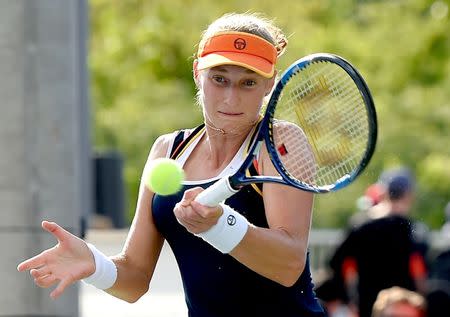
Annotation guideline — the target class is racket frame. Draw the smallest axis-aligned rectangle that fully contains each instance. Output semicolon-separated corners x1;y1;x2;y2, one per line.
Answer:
195;53;378;206
229;53;377;193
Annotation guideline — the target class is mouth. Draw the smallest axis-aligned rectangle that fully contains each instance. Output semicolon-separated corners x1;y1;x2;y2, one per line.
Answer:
218;111;244;116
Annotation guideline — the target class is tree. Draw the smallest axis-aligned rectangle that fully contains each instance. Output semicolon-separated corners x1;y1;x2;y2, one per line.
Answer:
88;0;450;227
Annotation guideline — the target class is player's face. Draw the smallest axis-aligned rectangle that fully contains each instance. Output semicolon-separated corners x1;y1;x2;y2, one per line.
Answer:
198;65;274;133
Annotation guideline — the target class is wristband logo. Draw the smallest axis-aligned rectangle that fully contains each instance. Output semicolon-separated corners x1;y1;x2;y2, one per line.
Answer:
226;214;237;226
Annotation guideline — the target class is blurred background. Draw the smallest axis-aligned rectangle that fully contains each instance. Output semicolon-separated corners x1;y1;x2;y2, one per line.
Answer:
1;0;449;316
89;0;449;228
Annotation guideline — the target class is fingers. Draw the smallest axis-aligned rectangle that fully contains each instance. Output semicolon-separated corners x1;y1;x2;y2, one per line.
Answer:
179;187;204;206
17;252;46;272
174;199;223;234
30;265;75;299
30;266;52;279
182;187;222;218
27;271;74;300
191;200;222;218
30;270;75;300
174;203;205;227
17;221;66;272
17;220;80;300
50;278;73;300
174;201;207;222
175;194;222;221
42;221;68;243
34;273;58;289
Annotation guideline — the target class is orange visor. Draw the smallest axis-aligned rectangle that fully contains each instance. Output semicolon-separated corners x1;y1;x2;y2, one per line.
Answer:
197;31;277;78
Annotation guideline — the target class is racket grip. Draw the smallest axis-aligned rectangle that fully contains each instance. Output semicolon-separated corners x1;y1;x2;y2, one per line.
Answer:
195;177;239;207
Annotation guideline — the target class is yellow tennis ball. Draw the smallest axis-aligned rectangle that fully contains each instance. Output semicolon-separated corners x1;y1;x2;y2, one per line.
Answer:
145;158;185;196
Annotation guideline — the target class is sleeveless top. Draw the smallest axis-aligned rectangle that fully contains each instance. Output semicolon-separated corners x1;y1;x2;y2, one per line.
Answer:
152;124;325;317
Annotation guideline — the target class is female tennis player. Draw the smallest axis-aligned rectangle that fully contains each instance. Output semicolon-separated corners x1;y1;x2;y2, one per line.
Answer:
17;12;325;317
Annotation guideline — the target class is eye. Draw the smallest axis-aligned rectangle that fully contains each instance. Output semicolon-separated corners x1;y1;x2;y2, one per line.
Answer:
212;75;227;84
242;79;257;87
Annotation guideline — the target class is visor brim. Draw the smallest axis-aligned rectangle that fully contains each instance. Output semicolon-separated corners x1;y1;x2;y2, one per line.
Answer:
197;52;275;78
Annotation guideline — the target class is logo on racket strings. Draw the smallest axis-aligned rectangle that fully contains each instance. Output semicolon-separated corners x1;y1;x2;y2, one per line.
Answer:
294;74;352;165
278;143;288;156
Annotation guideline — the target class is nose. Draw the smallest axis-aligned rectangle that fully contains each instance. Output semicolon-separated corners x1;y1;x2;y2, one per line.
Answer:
223;86;241;107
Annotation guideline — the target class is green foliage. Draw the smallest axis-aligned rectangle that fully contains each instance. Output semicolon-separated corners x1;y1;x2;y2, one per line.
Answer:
89;0;450;227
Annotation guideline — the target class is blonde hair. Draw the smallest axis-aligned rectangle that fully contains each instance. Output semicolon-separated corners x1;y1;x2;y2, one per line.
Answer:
372;287;426;317
198;12;288;58
194;12;287;107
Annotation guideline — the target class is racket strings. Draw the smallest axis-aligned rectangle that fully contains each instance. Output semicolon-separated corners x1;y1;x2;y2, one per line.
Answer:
272;122;317;184
273;61;370;187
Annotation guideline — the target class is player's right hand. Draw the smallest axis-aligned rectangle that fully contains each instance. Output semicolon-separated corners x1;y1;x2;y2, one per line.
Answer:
17;220;95;299
174;187;223;234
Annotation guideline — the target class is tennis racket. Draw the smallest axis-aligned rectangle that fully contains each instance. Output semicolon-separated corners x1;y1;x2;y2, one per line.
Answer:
195;53;377;207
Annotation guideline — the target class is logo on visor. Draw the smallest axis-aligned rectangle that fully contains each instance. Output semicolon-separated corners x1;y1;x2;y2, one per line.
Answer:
234;38;246;50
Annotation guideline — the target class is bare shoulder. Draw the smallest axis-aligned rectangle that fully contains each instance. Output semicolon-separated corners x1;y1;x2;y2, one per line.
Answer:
140;132;178;180
152;133;174;156
151;132;176;158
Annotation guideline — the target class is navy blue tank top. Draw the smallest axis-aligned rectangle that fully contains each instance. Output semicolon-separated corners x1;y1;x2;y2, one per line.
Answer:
152;125;325;317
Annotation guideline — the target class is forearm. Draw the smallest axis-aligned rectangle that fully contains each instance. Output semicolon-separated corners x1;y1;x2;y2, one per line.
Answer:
230;225;307;287
83;247;157;303
232;186;312;286
105;253;153;303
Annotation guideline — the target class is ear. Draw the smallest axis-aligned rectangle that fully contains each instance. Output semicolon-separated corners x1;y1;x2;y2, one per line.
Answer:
193;59;199;83
265;71;277;95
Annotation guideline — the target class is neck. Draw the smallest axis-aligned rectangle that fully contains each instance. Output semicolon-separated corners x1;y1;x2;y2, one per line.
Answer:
200;119;257;167
204;121;226;135
204;115;260;137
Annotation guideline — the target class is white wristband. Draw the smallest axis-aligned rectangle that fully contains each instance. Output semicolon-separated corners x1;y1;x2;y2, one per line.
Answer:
82;243;117;290
196;203;250;253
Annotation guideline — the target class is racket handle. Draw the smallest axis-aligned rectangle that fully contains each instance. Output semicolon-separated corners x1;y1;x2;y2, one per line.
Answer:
195;177;239;207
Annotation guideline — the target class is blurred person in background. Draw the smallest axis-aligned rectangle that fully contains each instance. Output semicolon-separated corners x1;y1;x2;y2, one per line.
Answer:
424;201;450;317
368;167;431;257
314;274;358;317
315;182;385;317
371;286;426;317
440;201;450;240
349;182;386;229
324;166;429;317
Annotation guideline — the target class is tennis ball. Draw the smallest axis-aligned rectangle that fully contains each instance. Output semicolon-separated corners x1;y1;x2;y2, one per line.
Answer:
145;158;185;196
